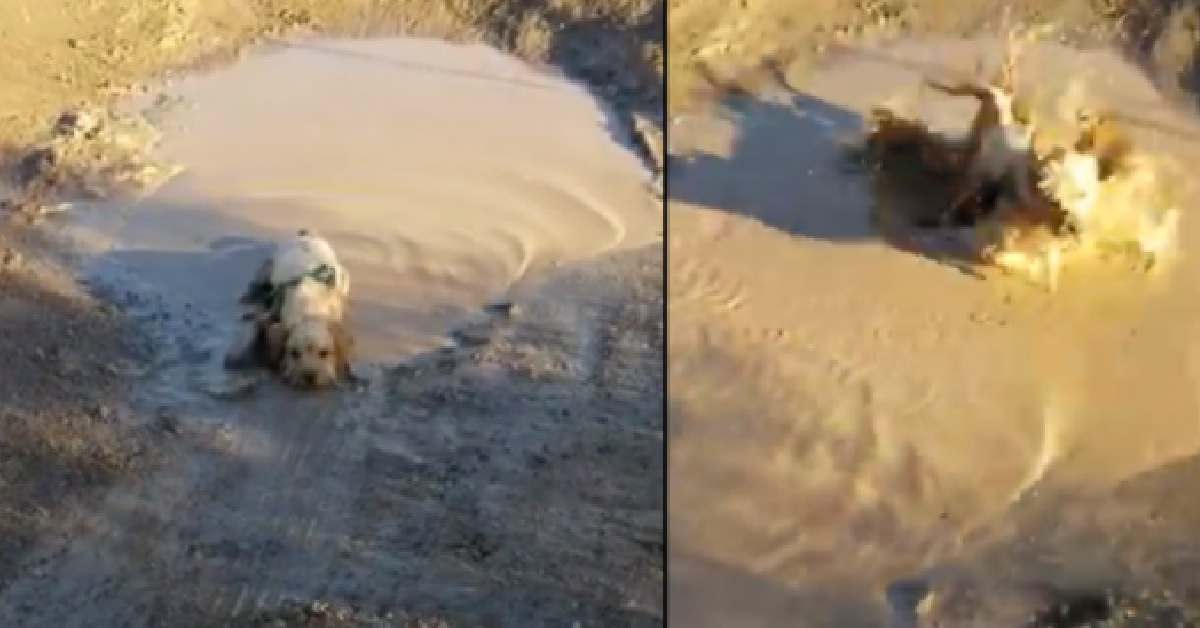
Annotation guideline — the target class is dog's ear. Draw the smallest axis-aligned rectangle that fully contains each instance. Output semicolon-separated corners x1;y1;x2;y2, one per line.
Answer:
258;321;288;370
329;321;355;379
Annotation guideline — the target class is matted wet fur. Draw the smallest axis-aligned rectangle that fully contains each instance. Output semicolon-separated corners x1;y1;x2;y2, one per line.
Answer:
855;106;967;229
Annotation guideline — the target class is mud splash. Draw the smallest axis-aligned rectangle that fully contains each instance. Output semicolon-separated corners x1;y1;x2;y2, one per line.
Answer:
669;37;1200;626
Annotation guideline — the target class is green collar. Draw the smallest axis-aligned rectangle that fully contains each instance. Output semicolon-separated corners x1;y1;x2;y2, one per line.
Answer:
301;264;337;288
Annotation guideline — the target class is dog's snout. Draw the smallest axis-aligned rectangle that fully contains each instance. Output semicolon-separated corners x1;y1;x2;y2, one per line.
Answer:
302;372;319;387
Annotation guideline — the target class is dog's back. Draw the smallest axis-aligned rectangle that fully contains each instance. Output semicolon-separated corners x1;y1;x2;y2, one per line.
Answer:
274;231;350;323
272;231;341;284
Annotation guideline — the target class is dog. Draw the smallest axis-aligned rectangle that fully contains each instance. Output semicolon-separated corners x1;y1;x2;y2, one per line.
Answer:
925;77;1039;227
225;229;354;389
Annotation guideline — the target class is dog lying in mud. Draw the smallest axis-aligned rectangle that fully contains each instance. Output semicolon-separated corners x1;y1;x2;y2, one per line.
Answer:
224;229;355;389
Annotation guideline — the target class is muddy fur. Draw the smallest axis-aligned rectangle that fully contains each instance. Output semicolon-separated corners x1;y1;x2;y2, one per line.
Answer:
854;106;969;228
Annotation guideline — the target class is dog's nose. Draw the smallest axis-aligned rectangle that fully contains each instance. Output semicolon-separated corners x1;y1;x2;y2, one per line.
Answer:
303;373;319;387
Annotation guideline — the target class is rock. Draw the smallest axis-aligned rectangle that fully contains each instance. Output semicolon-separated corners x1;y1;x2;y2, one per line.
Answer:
54;108;101;139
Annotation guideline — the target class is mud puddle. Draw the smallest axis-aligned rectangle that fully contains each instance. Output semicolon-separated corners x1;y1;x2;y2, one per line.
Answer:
76;36;659;362
0;37;663;627
669;38;1200;627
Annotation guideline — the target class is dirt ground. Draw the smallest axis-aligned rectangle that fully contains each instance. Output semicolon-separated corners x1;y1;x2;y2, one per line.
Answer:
0;1;662;626
667;0;1200;111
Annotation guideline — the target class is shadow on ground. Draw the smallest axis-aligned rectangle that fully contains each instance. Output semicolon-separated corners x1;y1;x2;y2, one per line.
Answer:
1116;0;1200;96
668;62;874;241
668;61;981;274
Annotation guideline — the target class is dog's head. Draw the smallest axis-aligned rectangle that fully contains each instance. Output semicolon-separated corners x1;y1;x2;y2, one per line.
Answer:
263;318;354;389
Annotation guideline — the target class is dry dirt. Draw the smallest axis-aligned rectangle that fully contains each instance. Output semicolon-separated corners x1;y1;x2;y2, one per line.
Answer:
667;0;1200;112
0;1;663;626
668;1;1200;627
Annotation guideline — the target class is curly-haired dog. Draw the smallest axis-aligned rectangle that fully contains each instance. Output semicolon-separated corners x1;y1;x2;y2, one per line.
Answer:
224;230;354;389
